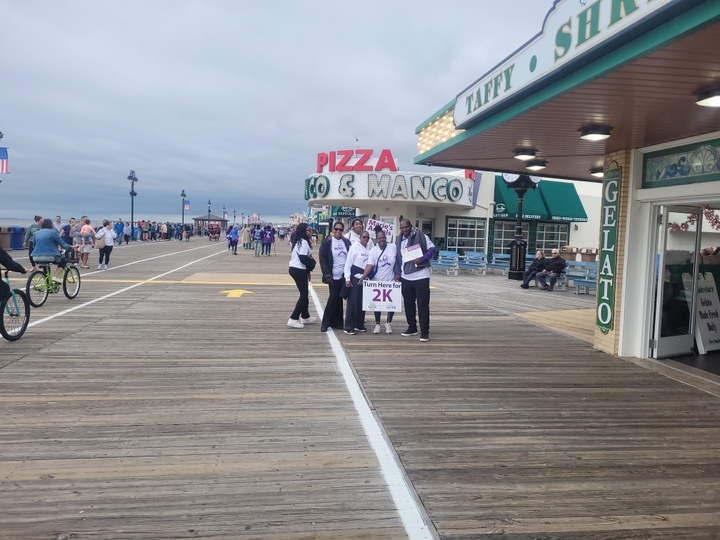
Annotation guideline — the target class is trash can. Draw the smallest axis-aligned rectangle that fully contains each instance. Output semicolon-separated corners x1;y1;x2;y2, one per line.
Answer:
8;226;26;251
0;227;10;251
560;246;578;262
580;247;598;262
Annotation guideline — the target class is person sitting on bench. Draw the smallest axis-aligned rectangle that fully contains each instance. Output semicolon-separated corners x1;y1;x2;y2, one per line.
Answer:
536;249;566;291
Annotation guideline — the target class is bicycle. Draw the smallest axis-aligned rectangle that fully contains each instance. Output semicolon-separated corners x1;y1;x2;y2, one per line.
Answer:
25;251;81;308
1;268;30;341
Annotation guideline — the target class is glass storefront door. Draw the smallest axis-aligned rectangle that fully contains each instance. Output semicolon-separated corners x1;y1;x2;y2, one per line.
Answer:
651;206;702;358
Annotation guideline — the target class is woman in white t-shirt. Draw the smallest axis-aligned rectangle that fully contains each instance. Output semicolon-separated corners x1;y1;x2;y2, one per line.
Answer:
344;218;365;245
359;229;398;334
287;223;317;329
342;231;371;334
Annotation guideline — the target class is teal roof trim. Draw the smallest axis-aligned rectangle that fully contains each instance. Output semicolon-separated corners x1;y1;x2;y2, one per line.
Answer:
415;0;720;165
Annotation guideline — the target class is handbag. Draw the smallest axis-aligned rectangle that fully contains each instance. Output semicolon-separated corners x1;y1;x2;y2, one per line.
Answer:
94;234;106;250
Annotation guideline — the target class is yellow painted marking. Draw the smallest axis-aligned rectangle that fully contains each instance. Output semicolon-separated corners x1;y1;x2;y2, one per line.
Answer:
221;288;254;298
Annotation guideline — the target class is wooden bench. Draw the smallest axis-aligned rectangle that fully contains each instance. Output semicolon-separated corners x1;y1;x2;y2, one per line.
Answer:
432;250;459;276
485;253;510;275
458;251;486;275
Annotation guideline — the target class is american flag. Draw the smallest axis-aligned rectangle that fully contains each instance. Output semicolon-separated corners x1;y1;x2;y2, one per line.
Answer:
0;148;8;174
184;200;190;210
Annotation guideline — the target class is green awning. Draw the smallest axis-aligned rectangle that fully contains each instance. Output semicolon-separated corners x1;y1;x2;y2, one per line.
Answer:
493;176;549;221
538;181;588;222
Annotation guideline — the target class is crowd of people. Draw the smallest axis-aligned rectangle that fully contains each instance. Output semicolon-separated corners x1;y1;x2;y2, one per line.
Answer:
20;216;199;273
287;218;435;342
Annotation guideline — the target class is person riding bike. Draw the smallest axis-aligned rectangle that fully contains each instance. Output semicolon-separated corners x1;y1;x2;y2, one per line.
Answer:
30;218;73;284
0;246;28;300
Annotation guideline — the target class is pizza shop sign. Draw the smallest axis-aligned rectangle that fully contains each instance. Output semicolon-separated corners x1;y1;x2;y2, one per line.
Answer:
306;149;473;206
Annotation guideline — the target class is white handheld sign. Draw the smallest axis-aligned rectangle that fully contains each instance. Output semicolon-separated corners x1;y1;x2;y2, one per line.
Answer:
362;280;402;312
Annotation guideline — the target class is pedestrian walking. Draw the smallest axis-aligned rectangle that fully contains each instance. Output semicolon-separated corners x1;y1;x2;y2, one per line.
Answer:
95;220;117;270
23;215;43;270
287;223;317;329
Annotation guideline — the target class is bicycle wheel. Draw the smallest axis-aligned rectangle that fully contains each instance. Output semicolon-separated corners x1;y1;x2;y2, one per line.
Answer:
63;266;81;299
0;289;30;341
26;270;49;307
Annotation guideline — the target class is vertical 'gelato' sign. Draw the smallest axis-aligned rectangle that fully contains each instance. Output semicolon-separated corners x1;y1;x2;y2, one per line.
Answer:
597;167;620;333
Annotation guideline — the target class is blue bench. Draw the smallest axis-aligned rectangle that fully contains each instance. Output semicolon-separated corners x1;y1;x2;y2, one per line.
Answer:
458;251;486;275
432;250;459;276
570;261;598;295
485;253;510;275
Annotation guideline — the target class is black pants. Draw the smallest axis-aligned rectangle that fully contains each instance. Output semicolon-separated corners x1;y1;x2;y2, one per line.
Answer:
28;242;35;267
401;277;430;333
344;265;366;331
521;269;538;287
289;266;310;320
374;311;394;323
99;245;113;265
321;278;345;330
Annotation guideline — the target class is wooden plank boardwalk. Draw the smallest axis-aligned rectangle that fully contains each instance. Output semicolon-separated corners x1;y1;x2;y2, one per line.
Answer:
2;240;720;539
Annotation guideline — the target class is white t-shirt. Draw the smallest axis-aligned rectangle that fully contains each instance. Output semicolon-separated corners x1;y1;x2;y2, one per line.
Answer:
400;233;435;281
289;240;313;270
367;244;398;282
331;237;348;280
344;242;370;280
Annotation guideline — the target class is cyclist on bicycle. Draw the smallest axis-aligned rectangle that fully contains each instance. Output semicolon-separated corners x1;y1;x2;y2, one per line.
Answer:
30;218;73;284
0;246;28;300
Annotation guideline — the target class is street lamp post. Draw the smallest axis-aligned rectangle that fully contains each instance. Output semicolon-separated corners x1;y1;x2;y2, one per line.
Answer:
233;209;236;226
207;199;211;236
241;213;244;227
128;170;138;240
180;190;187;231
501;173;541;280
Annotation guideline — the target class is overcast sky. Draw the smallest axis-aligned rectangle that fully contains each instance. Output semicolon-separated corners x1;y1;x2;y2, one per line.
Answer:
0;0;552;225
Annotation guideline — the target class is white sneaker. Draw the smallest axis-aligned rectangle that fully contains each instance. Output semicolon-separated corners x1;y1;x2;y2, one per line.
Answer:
52;276;63;284
300;316;317;324
287;318;304;329
103;264;108;270
385;323;393;334
97;264;103;270
372;324;381;334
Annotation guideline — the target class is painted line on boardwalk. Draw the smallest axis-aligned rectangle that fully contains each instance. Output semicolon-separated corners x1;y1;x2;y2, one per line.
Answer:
28;250;225;328
81;243;220;276
308;286;435;540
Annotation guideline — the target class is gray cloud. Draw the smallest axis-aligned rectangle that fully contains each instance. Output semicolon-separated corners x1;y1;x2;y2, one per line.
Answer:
0;0;550;224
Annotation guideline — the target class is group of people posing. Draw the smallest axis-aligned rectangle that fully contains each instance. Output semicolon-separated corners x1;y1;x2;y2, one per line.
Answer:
520;249;567;291
287;218;436;342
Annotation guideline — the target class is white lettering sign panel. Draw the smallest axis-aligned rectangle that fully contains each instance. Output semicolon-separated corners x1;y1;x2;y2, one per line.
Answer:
362;280;402;313
682;272;720;355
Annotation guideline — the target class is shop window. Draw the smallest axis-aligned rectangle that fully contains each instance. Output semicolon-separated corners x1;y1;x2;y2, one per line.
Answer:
536;223;569;254
493;221;529;255
446;217;486;254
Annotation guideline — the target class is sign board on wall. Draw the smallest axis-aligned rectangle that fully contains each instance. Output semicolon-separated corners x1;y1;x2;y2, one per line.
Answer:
682;272;720;355
332;206;356;217
455;0;676;129
597;167;620;333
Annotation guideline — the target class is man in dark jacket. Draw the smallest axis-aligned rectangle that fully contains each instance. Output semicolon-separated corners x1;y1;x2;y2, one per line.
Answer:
537;249;566;291
319;221;351;332
520;250;547;289
393;219;436;342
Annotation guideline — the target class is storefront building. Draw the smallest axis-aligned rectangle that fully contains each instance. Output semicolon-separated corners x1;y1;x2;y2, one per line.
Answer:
413;0;720;360
305;148;599;257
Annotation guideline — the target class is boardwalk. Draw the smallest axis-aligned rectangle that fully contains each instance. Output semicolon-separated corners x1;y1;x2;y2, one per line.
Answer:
2;240;720;539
